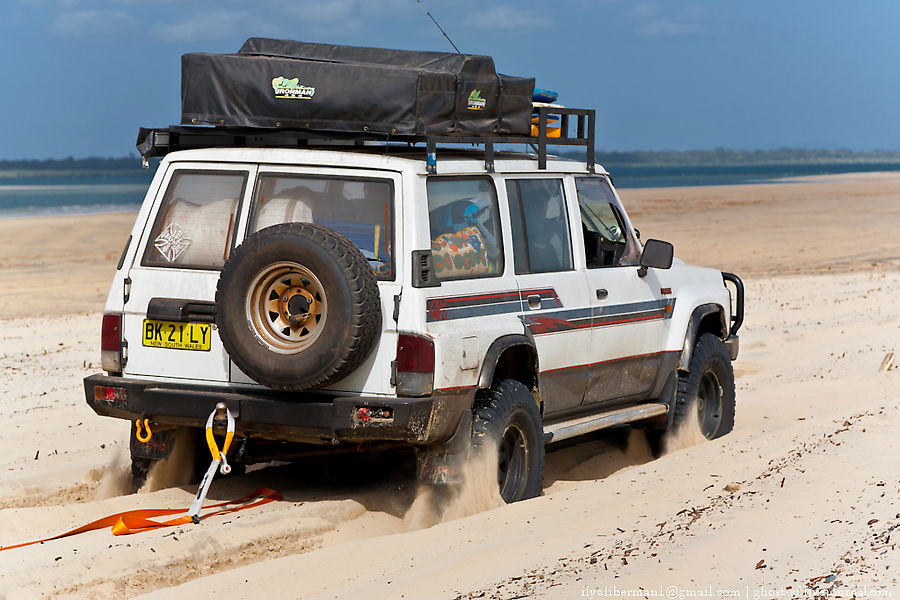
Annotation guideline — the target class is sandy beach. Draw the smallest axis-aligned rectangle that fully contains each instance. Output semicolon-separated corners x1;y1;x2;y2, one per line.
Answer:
0;173;898;599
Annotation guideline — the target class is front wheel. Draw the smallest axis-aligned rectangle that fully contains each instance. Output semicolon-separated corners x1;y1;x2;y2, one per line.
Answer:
675;333;736;439
472;379;544;503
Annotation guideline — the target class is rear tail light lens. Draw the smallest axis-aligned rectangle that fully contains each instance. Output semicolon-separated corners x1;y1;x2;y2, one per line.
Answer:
94;385;127;404
101;314;121;351
101;313;125;374
395;333;434;397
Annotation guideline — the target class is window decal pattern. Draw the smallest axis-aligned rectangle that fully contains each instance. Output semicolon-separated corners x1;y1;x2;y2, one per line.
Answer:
153;223;192;263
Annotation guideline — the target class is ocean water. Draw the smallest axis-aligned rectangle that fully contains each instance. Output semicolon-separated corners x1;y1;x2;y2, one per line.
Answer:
607;161;900;188
1;161;899;218
0;171;152;218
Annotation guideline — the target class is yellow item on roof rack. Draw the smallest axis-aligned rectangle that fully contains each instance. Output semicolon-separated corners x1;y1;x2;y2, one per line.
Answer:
531;124;561;138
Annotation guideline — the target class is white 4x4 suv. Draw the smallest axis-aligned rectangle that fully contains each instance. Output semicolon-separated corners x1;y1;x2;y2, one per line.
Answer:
85;131;743;502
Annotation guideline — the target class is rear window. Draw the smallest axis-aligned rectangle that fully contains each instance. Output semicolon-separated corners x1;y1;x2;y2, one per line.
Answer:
142;170;247;270
426;177;503;280
249;174;395;280
506;178;573;274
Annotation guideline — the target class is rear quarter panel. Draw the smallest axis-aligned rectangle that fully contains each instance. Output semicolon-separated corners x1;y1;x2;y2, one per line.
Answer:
402;172;526;392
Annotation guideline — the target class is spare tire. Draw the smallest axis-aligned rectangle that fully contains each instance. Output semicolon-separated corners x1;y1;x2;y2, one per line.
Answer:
216;223;381;391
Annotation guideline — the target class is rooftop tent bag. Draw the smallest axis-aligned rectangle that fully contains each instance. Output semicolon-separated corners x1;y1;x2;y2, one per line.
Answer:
238;38;534;135
181;39;534;136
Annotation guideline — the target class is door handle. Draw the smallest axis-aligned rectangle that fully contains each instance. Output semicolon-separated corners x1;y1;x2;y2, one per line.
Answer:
526;294;542;309
596;289;609;300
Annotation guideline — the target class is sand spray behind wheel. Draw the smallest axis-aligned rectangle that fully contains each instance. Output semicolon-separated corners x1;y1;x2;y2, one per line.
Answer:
94;446;132;500
403;440;504;530
663;401;707;455
141;428;197;493
94;428;198;499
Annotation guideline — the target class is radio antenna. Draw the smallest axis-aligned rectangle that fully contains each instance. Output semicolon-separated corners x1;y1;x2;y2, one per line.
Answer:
415;0;461;54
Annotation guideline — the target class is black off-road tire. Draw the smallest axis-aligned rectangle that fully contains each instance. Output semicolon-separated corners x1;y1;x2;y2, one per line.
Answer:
472;379;544;503
675;333;736;439
130;457;153;493
216;223;381;391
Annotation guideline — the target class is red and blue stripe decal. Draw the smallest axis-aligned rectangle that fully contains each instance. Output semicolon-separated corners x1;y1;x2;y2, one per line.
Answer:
522;299;676;334
426;288;560;322
426;288;675;334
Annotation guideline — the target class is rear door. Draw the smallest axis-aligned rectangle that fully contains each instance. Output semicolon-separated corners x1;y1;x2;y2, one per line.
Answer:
228;165;402;394
122;162;256;382
504;177;593;414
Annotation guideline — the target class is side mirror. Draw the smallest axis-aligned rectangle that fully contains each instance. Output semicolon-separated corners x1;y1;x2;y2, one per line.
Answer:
638;239;673;278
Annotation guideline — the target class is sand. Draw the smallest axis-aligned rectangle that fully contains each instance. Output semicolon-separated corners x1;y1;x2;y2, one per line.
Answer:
0;212;136;318
0;173;898;599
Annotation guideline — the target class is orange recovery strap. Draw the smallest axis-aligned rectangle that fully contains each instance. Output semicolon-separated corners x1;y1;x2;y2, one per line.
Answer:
1;404;283;552
0;488;282;552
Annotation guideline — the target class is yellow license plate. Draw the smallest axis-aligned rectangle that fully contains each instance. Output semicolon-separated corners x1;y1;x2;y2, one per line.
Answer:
142;320;212;351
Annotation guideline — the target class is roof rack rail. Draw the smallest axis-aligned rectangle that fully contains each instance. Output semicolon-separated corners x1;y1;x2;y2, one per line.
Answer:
137;106;595;173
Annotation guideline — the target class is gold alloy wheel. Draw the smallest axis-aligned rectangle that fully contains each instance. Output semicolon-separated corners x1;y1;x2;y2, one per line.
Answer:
246;261;327;354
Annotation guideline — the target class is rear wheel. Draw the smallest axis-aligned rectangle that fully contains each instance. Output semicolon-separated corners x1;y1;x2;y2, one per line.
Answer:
472;379;544;503
129;426;243;492
675;333;736;439
130;457;153;493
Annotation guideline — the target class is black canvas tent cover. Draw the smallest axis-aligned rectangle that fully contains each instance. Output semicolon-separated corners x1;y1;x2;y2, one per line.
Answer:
181;38;534;137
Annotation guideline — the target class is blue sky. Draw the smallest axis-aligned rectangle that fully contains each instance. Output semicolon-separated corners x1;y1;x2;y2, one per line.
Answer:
2;0;899;159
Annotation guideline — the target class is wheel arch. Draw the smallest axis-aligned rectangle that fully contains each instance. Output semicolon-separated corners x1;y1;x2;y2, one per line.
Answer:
477;335;539;394
677;303;728;372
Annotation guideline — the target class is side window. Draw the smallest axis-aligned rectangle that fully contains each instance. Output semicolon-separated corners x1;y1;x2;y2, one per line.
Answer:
248;174;395;280
576;177;640;268
142;171;246;270
506;178;573;274
426;177;503;280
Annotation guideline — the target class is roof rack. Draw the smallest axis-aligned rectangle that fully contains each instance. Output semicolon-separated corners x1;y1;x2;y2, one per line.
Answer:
138;107;595;174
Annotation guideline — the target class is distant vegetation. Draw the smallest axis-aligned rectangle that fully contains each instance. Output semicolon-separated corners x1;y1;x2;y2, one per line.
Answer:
0;156;142;170
4;149;900;174
0;155;158;179
581;148;900;168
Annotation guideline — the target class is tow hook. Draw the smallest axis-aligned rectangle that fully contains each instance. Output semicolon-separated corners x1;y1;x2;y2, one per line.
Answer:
189;403;236;524
212;402;230;431
135;417;152;443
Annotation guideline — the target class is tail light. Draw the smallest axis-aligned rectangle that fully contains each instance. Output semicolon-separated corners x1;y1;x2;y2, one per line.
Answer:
101;313;126;374
94;385;127;404
395;333;434;397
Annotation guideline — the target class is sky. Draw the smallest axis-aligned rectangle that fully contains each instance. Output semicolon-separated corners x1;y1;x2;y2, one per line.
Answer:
1;0;899;160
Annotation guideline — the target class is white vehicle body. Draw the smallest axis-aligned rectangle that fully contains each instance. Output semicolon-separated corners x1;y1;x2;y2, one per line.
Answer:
85;145;741;475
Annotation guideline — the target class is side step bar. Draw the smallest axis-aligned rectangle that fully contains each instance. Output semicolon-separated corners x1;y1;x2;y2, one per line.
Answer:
543;403;668;445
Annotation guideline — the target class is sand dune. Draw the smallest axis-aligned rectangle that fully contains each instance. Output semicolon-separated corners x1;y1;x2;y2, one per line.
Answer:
0;173;898;598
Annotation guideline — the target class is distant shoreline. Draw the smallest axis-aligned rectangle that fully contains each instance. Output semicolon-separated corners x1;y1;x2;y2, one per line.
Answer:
2;169;899;222
0;205;141;221
604;161;900;189
2;150;899;219
4;148;900;172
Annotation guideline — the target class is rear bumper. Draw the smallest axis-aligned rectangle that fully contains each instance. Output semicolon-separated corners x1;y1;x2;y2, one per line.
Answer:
84;374;474;446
